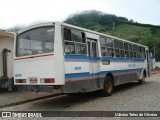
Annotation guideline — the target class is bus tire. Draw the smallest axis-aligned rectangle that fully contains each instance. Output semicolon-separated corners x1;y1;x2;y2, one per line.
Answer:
138;72;145;84
101;76;113;97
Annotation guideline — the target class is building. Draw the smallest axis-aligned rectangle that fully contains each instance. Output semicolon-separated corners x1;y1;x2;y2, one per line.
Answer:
0;30;14;90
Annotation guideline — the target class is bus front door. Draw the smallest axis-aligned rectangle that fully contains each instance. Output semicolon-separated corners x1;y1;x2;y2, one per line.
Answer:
87;38;100;90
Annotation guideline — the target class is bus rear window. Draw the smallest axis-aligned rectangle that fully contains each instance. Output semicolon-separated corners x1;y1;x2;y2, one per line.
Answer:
16;27;54;57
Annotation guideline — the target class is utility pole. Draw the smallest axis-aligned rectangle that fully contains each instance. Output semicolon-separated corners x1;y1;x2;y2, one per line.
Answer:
154;45;156;58
113;21;115;36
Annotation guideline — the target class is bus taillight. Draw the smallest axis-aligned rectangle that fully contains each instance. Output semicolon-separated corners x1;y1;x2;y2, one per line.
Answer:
40;78;55;83
16;79;26;83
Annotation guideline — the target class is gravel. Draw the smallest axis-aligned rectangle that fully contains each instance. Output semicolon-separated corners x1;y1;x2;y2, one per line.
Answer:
1;71;160;120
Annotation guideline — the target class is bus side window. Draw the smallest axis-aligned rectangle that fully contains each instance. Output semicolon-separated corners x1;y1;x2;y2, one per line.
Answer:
76;43;87;55
119;41;125;58
124;42;129;58
64;28;71;41
100;37;107;57
64;42;75;54
92;42;97;57
129;44;133;58
101;47;108;56
108;48;114;57
114;40;120;57
100;36;114;57
71;29;85;43
87;41;90;57
106;37;114;57
137;46;141;59
141;47;145;59
64;27;87;56
115;49;120;57
133;45;137;58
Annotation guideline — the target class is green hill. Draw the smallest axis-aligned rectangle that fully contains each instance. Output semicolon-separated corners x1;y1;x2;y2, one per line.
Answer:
64;10;160;61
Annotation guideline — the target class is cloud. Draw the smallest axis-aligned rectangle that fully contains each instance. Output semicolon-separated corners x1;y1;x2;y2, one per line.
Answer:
0;0;159;29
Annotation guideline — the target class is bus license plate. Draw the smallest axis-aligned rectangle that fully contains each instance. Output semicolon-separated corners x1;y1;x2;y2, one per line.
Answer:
29;77;37;83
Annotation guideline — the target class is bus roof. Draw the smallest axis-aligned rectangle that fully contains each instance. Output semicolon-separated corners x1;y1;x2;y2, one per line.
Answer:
17;21;148;48
62;22;148;48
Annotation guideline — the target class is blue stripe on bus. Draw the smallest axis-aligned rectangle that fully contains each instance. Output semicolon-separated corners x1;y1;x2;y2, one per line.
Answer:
65;72;91;78
100;69;142;76
65;55;99;61
100;57;145;61
65;69;143;79
64;55;145;62
65;55;89;60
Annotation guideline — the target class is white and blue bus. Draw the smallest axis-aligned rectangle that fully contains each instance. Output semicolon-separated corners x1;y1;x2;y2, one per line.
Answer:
14;22;150;96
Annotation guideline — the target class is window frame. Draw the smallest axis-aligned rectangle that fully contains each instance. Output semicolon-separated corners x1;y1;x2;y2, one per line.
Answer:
132;44;138;59
16;26;55;57
63;27;87;56
140;47;145;59
124;42;130;58
100;36;114;57
114;40;125;58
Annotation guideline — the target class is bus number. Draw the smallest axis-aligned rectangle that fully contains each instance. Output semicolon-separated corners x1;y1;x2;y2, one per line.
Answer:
75;67;81;70
128;64;136;68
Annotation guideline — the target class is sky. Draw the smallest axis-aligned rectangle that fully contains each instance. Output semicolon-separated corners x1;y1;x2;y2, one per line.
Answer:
0;0;160;29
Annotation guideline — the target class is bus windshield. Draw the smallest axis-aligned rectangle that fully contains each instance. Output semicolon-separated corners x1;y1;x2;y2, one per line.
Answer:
16;26;54;57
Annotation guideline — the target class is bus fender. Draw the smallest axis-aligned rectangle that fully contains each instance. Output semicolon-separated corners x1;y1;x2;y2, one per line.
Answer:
105;73;114;85
139;69;146;80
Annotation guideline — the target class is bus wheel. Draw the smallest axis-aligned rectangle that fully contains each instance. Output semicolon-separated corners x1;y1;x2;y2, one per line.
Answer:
101;76;113;97
139;72;145;84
